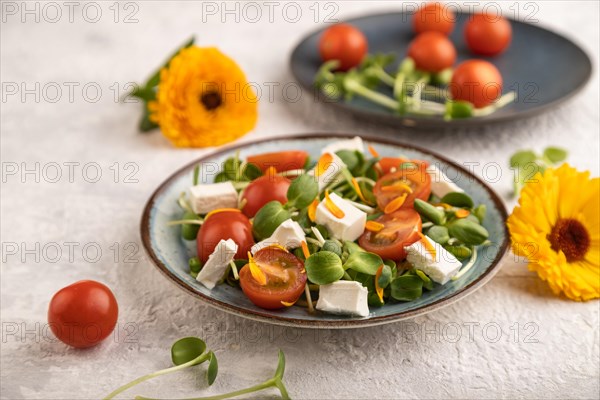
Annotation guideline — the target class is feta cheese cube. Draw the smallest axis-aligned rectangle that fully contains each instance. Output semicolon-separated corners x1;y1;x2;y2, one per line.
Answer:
189;182;238;214
251;219;305;254
315;192;366;242
316;281;369;317
404;235;462;284
196;239;238;289
426;164;464;199
308;153;346;191
321;136;365;155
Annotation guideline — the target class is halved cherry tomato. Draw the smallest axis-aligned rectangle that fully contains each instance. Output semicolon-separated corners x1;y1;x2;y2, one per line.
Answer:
319;23;368;71
242;175;290;218
239;247;307;310
450;60;503;108
197;211;254;263
413;2;455;35
247;151;308;173
359;209;422;261
373;165;432;211
378;158;430;175
408;31;456;73
48;280;118;348
465;13;512;56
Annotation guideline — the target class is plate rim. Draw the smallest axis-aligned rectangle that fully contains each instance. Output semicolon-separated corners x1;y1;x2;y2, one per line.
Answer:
140;133;510;329
289;10;593;129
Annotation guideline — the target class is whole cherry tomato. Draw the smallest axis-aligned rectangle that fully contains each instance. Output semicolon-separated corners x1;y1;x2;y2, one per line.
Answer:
413;2;455;35
450;60;503;108
408;31;457;73
373;165;432;211
319;23;368;71
197;210;254;263
242;175;291;218
465;13;512;56
48;280;118;348
247;151;308;173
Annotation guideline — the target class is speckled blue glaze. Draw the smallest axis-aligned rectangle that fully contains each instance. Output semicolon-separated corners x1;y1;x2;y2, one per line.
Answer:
290;12;592;128
141;134;509;328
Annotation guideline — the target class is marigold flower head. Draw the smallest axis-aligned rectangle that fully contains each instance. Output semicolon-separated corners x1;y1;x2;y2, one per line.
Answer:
149;47;258;147
507;164;599;301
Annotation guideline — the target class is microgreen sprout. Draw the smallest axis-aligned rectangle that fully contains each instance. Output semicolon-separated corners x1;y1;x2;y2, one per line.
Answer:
509;146;568;195
134;349;290;400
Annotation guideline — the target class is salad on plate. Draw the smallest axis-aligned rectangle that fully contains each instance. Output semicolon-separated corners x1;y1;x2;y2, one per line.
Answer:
170;137;490;318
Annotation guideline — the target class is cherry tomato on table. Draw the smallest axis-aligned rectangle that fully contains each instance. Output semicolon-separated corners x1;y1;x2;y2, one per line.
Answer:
465;13;512;56
450;60;503;108
319;23;368;71
408;31;456;73
413;2;455;35
359;209;422;261
373;165;432;211
241;175;291;218
239;247;307;310
247;150;308;173
48;280;118;348
197;210;254;263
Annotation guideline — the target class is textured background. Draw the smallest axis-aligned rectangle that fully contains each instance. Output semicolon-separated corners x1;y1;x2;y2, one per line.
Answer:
1;1;599;399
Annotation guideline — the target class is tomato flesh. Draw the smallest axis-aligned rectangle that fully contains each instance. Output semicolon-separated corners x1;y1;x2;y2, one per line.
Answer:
242;175;290;218
197;211;254;263
239;248;307;310
247;151;308;173
48;280;118;348
465;13;512;56
373;166;432;211
319;23;368;71
408;31;456;73
413;2;455;35
359;209;422;261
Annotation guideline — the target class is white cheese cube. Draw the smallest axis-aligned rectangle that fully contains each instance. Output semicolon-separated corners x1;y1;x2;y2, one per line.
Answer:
315;192;366;242
321;136;364;155
426;164;464;199
308;153;346;191
251;219;305;254
404;235;462;284
316;281;369;317
189;182;238;214
196;239;238;289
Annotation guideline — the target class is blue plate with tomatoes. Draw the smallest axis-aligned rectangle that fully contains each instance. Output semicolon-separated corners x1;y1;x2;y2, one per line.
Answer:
140;134;509;328
290;10;592;128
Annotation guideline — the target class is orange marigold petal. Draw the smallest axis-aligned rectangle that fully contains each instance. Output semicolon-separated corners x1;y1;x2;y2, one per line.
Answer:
308;199;319;222
301;241;311;259
455;209;470;219
281;300;297;307
418;233;437;259
325;190;345;218
205;208;241;219
375;265;384;302
365;221;385;232
384;193;408;214
381;182;413;193
315;153;334;178
368;145;380;158
247;252;267;286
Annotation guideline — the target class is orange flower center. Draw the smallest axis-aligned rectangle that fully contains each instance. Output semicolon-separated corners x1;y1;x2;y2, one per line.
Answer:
548;218;590;262
200;91;222;111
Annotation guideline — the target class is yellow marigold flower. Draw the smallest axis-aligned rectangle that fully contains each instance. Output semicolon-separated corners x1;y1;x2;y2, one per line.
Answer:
507;164;599;301
149;47;257;147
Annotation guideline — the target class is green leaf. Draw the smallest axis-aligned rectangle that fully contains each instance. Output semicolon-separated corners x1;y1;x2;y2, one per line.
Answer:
543;147;568;164
414;199;446;225
444;244;472;261
378;264;393;289
207;351;218;385
243;163;263;181
510;150;537;168
336;150;361;171
473;204;487;223
368;291;385;307
343;241;365;255
171;337;206;366
390;275;423;301
343;251;383;275
441;192;474;208
304;251;344;285
138;105;159;133
415;269;434;290
427;225;449;245
145;36;195;89
188;257;202;274
214;172;229;183
287;174;318;209
447;218;489;246
252;201;291;240
275;350;286;379
445;100;473;120
322;240;342;257
181;211;201;240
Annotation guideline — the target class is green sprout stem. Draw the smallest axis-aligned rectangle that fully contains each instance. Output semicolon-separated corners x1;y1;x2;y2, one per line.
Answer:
472;92;517;117
104;353;211;400
344;78;398;111
135;378;285;400
167;219;204;226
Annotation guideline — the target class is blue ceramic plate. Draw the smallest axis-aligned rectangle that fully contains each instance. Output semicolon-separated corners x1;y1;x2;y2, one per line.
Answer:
290;12;592;128
141;134;509;328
